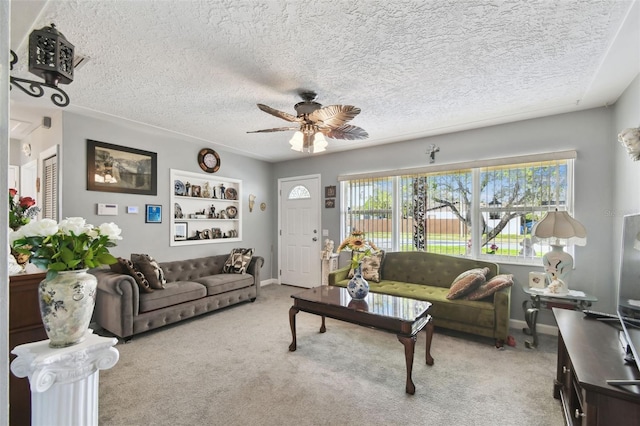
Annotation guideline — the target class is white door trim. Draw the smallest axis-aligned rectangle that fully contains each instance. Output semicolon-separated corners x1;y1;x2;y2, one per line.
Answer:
278;174;322;286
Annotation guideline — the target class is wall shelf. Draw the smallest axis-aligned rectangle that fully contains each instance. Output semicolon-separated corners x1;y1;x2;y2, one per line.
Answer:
170;169;242;246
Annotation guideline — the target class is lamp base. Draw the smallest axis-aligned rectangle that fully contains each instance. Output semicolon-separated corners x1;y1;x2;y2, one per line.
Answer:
542;245;573;288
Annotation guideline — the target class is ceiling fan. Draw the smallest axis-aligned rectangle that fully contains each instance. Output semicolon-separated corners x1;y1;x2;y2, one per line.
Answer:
247;91;368;153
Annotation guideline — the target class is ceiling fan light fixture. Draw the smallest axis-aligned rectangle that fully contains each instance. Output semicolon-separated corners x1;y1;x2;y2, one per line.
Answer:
312;132;328;153
289;131;304;152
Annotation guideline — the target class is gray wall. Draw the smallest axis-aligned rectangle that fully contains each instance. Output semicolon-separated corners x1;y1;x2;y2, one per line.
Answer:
273;105;618;325
612;74;640;302
60;112;275;279
56;73;640;327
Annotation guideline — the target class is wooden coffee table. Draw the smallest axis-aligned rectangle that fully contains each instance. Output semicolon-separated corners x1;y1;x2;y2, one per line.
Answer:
289;286;434;394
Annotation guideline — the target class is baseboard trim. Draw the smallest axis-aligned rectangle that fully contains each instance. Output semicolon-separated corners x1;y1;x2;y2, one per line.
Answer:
510;319;558;336
260;278;278;287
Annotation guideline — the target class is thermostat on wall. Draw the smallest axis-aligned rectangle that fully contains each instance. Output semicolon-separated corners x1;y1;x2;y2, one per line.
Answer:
97;203;118;216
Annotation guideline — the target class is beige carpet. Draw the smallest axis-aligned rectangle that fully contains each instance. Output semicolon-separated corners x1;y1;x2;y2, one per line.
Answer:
97;284;563;426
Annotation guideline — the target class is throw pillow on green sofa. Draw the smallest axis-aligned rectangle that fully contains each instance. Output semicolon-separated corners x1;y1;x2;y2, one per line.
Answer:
465;274;514;300
446;268;489;299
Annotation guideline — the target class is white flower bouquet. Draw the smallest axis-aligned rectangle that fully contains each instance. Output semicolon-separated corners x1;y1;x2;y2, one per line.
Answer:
10;217;122;279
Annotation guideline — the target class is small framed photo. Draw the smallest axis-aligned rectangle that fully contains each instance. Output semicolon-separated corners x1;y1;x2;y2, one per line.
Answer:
174;222;187;240
325;198;335;208
325;185;336;198
145;204;162;223
529;271;546;288
191;185;201;197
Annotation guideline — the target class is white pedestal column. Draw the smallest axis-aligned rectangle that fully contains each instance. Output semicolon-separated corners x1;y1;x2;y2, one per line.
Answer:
10;330;119;426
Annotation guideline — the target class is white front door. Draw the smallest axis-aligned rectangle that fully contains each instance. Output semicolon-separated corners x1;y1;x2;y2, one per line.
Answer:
279;175;321;288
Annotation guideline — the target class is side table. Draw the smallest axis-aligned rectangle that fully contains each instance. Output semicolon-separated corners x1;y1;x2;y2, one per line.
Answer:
10;330;119;426
521;286;597;349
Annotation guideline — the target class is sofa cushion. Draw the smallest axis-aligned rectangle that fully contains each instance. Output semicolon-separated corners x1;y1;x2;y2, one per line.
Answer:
348;251;384;282
112;257;154;293
139;281;206;313
465;274;514;301
223;248;254;273
446;272;486;300
332;279;496;328
131;253;166;289
193;273;254;296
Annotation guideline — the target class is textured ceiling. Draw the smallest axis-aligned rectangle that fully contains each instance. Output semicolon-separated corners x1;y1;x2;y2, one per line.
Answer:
9;0;640;162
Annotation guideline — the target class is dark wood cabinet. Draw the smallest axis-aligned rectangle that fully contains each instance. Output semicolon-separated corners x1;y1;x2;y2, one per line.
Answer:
9;272;47;426
553;308;640;425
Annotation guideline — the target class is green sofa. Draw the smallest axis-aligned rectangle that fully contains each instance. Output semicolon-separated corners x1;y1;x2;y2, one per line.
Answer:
328;251;511;347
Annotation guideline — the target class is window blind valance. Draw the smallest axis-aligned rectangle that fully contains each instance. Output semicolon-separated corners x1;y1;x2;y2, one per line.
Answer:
338;150;577;181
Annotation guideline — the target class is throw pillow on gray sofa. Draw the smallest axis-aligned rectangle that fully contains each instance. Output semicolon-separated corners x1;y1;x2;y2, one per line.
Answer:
223;248;254;273
131;253;166;289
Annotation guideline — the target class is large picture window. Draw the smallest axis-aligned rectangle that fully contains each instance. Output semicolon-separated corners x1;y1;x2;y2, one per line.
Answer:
340;152;575;265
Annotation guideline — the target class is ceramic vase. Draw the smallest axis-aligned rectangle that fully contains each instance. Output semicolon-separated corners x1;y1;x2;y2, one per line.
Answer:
38;269;97;348
347;263;369;300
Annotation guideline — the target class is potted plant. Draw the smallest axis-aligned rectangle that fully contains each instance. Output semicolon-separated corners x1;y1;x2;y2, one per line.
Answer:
337;230;379;299
10;217;122;348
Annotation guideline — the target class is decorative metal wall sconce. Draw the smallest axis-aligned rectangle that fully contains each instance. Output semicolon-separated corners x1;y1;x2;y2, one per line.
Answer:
618;127;640;161
427;144;440;163
10;23;75;107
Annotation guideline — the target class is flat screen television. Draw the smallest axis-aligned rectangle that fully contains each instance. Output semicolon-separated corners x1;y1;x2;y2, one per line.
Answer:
611;213;640;386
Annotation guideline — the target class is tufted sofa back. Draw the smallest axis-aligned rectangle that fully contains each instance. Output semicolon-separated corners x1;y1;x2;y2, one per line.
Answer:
160;254;228;283
381;251;499;289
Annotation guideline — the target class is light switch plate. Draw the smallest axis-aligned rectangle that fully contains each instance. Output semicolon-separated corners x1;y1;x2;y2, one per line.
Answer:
127;206;139;214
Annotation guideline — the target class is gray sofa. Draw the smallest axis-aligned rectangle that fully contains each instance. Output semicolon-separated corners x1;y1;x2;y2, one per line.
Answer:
92;254;263;340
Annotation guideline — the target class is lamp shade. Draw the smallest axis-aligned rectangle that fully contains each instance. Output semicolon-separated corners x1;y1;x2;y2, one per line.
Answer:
289;131;327;153
289;131;304;152
312;132;328;153
532;210;587;246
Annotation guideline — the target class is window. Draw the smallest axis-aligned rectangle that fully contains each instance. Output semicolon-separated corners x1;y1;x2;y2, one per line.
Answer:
340;152;575;265
288;185;311;200
42;154;58;221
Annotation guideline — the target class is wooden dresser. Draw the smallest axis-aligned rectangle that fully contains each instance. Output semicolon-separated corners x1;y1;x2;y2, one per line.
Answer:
9;271;48;426
553;308;640;425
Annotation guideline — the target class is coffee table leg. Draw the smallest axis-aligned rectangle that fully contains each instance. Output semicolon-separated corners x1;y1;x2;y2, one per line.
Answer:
320;315;326;333
425;321;435;366
397;335;416;395
289;306;299;351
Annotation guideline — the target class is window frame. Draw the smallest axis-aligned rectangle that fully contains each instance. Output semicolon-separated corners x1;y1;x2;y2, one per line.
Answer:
339;151;577;266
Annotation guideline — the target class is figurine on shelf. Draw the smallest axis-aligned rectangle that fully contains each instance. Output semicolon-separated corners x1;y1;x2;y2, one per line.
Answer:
185;181;191;195
202;182;212;198
209;205;216;218
219;183;226;199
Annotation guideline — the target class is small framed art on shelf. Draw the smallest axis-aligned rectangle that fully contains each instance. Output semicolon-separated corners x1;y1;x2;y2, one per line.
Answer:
174;222;187;240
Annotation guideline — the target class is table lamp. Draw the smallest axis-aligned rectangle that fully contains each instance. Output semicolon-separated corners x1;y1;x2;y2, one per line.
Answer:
531;210;587;292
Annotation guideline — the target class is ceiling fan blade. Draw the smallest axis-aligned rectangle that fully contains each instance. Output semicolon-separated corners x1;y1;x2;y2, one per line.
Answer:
320;124;369;140
246;126;298;134
256;104;302;123
308;105;361;128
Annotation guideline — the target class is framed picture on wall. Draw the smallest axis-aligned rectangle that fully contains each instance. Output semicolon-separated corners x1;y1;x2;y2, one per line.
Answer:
325;199;335;208
86;139;158;195
145;204;162;223
325;185;336;198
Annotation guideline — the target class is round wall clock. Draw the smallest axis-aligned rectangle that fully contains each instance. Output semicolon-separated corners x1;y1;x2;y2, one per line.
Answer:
198;148;220;173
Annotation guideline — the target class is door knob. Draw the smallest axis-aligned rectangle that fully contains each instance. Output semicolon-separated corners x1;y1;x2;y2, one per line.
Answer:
312;237;318;241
